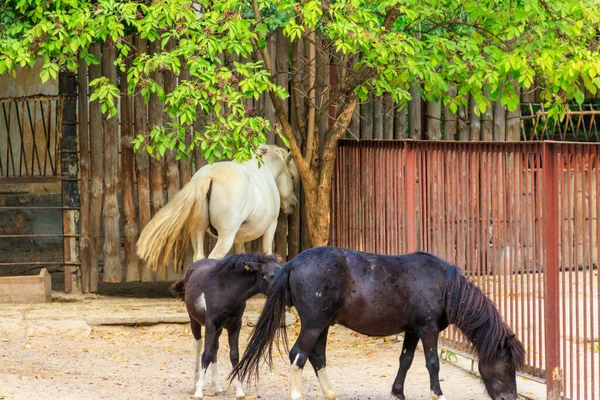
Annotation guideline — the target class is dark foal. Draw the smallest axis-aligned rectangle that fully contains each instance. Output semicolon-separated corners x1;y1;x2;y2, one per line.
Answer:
171;253;280;399
232;246;525;400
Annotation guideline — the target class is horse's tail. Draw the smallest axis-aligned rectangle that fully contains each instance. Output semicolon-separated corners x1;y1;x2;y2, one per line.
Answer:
137;174;212;273
229;264;294;383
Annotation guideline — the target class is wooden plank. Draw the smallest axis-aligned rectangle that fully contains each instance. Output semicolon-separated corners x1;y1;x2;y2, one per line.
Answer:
373;96;383;139
178;66;192;185
383;93;393;139
163;39;182;280
120;50;140;282
469;94;481;141
481;89;494;141
360;94;373;139
458;100;469;141
133;37;154;282
101;39;122;283
408;83;421;139
394;106;406;139
77;57;91;293
60;71;80;293
494;91;507;141
275;28;290;260
506;80;521;141
426;101;442;140
88;43;103;292
443;88;457;140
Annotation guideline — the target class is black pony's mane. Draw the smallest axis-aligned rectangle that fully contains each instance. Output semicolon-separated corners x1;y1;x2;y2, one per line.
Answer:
443;265;525;369
207;253;280;280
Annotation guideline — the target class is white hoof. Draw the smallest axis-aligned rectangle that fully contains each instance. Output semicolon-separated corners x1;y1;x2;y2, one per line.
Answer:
431;391;448;400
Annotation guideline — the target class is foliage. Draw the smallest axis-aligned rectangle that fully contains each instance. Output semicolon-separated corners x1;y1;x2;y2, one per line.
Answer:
2;0;600;162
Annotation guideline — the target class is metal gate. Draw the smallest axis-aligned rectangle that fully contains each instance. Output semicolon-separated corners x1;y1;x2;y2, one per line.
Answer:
331;139;600;400
0;89;80;293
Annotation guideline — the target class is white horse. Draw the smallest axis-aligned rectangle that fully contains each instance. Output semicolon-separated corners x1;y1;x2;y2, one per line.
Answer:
137;144;299;272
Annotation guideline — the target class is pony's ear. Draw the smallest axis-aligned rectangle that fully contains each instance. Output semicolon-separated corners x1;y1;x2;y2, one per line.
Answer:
244;262;261;272
285;151;293;164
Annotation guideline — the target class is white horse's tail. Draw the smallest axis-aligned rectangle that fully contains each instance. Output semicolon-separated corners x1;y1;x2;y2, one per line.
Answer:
137;175;212;273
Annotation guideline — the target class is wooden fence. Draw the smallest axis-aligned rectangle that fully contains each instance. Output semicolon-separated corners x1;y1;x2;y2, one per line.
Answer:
73;32;600;291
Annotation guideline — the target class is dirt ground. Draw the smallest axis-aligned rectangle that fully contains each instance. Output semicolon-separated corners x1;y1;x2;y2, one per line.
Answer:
0;296;543;400
0;326;487;400
0;298;508;400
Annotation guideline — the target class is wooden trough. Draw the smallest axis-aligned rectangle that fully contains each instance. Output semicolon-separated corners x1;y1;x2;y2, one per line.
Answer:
0;268;52;303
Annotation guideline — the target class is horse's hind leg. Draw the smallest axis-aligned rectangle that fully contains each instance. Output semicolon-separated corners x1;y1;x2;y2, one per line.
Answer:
227;319;246;399
308;327;337;400
208;230;237;259
288;325;329;400
391;331;419;400
419;329;446;400
190;319;203;387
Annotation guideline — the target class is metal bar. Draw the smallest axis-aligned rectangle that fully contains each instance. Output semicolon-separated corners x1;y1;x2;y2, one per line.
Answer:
0;262;81;266
0;206;80;210
542;141;562;399
0;95;63;103
26;100;42;175
16;101;27;176
0;234;79;238
0;176;59;183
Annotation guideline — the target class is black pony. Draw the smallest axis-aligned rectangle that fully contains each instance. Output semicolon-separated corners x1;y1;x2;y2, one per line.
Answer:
231;246;525;400
171;253;280;399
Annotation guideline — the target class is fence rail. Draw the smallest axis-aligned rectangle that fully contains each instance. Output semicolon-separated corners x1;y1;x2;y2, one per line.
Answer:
331;139;600;400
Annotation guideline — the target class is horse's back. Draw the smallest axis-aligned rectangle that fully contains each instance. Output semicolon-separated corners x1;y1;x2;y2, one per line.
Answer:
287;247;450;336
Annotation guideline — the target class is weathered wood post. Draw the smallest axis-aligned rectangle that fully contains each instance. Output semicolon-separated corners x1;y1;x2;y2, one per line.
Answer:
59;70;81;293
77;57;91;293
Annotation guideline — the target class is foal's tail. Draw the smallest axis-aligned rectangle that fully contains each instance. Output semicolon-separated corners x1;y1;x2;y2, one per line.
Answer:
170;278;187;301
136;174;211;274
229;264;294;383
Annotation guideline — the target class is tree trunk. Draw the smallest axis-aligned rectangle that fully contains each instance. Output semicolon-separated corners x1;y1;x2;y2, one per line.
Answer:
120;52;140;282
77;57;91;293
134;37;154;282
101;39;122;283
88;43;103;292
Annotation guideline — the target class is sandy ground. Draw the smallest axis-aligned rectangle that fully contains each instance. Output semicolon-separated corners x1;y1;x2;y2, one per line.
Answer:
0;296;544;400
0;325;491;400
0;299;493;400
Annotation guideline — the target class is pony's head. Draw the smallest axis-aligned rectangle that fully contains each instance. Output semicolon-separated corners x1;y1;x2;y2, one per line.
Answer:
242;254;282;294
267;145;299;214
477;330;525;400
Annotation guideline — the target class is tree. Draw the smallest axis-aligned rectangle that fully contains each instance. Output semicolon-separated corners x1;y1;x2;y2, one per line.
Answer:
2;0;600;246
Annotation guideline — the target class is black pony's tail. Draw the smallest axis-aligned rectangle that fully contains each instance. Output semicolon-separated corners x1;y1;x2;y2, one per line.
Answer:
169;278;186;301
229;264;294;384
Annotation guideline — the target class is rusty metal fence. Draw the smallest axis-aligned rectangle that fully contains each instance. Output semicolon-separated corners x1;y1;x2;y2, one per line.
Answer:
331;139;600;400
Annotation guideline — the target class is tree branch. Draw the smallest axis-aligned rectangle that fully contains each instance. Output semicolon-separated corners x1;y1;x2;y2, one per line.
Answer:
305;28;317;166
319;93;358;188
251;1;314;188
